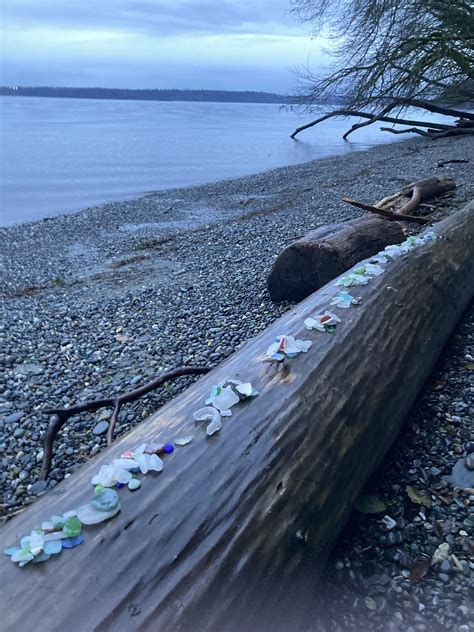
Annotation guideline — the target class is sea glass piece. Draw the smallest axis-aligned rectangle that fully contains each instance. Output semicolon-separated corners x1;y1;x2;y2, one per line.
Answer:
11;549;34;564
206;416;222;436
51;515;66;529
330;291;354;309
76;502;120;525
210;385;240;411
335;273;369;287
163;443;174;454
33;552;51;563
304;317;325;332
194;407;220;422
365;263;385;276
44;540;62;555
63;516;82;537
236;383;253;397
29;530;44;556
91;464;117;487
4;547;20;557
175;435;193;446
128;478;141;491
148;453;164;472
114;469;132;485
90;488;119;513
62;535;84;549
112;458;140;470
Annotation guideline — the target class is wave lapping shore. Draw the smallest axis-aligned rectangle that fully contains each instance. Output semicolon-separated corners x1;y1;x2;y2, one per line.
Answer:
1;135;473;630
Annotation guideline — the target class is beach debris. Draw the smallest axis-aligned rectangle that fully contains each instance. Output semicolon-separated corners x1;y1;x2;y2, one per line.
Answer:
304;311;341;333
432;542;450;564
335;273;369;287
193;407;222;436
354;495;387;514
409;557;431;582
265;335;312;361
406;484;432;508
330;291;362;309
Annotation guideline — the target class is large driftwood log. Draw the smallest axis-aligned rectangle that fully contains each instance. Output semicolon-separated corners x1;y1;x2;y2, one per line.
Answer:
0;204;473;632
268;176;455;303
268;216;405;302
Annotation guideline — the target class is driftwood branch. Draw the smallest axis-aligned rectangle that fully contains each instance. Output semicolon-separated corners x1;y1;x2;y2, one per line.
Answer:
381;126;474;139
290;109;449;139
437;159;469;168
379;126;432;137
341;197;430;224
342;175;456;223
40;366;210;480
290;99;474;139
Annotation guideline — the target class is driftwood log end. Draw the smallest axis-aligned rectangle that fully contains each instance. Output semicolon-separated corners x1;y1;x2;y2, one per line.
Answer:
268;216;404;302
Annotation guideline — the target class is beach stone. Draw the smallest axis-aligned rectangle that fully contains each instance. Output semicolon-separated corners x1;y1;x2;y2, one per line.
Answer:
92;420;109;436
444;459;474;489
465;455;474;470
29;480;47;495
4;412;25;424
439;559;453;574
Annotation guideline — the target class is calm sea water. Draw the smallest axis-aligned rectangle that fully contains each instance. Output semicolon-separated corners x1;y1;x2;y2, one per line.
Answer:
1;96;400;226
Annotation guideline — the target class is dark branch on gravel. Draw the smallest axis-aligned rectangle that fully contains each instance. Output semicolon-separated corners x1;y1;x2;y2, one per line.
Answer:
39;366;211;480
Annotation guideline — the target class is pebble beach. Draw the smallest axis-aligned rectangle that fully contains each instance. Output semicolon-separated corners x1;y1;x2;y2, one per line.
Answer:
1;134;473;630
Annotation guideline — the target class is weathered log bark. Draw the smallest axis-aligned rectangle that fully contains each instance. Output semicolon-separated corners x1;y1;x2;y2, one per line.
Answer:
267;216;405;302
269;176;456;303
0;204;473;632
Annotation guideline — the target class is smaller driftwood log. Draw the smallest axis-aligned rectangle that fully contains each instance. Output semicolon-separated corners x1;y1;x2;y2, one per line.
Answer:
268;176;455;303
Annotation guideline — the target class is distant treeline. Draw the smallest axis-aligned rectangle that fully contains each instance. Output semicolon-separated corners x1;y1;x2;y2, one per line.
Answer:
0;86;347;105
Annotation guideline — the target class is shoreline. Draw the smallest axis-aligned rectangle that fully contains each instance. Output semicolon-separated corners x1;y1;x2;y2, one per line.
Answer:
2;134;472;298
1;135;473;629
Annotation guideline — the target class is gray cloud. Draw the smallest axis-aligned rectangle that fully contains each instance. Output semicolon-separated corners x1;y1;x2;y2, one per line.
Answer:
3;0;301;37
1;1;321;91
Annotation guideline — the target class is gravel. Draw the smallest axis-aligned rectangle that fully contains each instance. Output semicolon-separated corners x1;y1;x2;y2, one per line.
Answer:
0;134;473;627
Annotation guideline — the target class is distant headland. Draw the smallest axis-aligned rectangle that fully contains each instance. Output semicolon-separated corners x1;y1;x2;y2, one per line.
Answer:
0;86;297;104
0;85;347;105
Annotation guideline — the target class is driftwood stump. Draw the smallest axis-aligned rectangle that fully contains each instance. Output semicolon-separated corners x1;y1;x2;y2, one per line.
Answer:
0;203;472;632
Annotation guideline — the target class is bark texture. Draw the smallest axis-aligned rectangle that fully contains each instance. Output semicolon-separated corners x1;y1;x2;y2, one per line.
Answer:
268;216;405;302
0;203;473;632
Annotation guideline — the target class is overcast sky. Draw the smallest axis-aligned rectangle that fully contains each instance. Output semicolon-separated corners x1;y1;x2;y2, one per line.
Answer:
1;0;325;92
